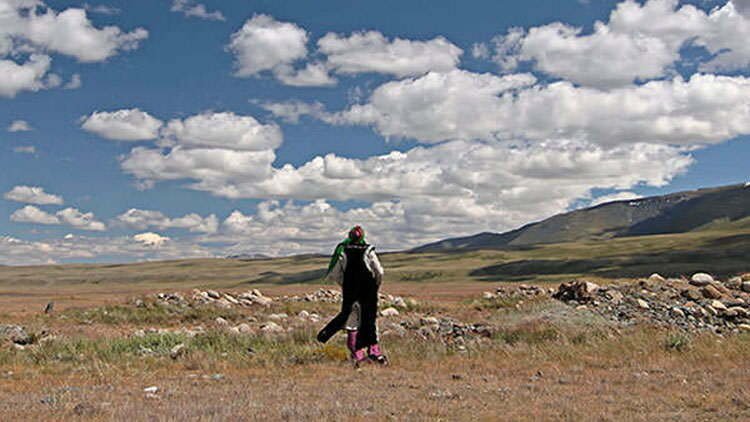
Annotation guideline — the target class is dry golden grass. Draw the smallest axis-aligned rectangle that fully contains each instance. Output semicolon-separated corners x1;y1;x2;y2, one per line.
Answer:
2;281;750;421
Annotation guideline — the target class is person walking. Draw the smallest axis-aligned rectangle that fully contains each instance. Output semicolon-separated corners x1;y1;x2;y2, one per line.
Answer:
317;225;387;366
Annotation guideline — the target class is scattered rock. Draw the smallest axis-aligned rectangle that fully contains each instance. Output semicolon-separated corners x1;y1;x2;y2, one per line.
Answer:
143;386;159;394
420;316;439;326
553;274;750;333
701;285;723;299
215;317;229;326
380;307;400;317
170;344;186;359
268;313;288;321
261;321;283;333
727;277;744;290
681;289;702;301
72;402;98;416
552;281;600;302
648;273;666;283
0;325;31;345
690;273;714;287
710;300;728;312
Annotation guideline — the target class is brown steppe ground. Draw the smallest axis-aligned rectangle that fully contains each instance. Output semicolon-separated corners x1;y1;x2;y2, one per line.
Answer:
1;250;750;421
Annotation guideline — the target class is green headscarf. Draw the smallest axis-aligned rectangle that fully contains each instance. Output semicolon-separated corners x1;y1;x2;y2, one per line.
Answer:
326;226;366;274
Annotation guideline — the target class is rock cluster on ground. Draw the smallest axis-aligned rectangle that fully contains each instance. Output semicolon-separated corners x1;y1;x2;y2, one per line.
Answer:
152;289;273;309
482;284;553;301
382;314;495;352
552;273;750;333
282;288;416;309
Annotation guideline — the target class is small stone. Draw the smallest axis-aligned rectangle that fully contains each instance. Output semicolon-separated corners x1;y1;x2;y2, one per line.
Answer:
392;297;407;308
72;403;97;416
648;273;666;283
723;308;739;318
727;277;743;290
380;307;400;317
268;313;288;321
681;288;702;301
671;307;685;318
738;324;750;332
701;285;723;299
605;290;624;303
207;290;221;299
261;321;283;333
236;323;253;334
690;273;714;286
729;307;749;318
0;325;31;345
298;310;310;319
482;291;495;300
575;305;588;311
636;299;650;309
711;300;728;311
170;344;186;359
143;386;159;394
215;317;229;326
742;282;750;293
420;316;439;326
214;299;233;309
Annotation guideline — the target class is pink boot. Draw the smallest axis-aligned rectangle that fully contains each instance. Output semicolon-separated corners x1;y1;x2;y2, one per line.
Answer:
346;330;358;357
353;347;369;367
368;344;389;366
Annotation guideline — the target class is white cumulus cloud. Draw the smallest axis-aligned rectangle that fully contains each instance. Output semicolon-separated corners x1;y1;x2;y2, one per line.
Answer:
7;119;32;132
0;0;147;98
10;205;60;225
10;205;108;231
483;0;750;88
117;209;219;234
171;0;225;21
0;54;53;98
4;185;63;205
330;70;750;147
228;14;309;78
317;30;463;77
81;108;163;141
56;208;107;231
133;232;170;248
161;112;282;151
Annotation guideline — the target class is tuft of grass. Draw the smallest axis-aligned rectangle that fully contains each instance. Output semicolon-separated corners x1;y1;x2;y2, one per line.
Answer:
495;321;561;346
664;332;692;352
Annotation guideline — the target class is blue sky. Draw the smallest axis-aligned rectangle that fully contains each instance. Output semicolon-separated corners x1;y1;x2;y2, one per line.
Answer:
1;0;749;264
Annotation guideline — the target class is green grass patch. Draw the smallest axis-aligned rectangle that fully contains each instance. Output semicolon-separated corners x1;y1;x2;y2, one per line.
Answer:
61;302;245;326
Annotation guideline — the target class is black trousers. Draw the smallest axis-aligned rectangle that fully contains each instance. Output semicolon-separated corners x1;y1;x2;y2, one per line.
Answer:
317;276;379;349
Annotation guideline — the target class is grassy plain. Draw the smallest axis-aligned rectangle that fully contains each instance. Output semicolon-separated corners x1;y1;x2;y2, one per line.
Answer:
1;226;750;420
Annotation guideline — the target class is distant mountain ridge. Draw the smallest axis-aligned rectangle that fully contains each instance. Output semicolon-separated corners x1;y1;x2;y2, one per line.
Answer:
413;183;750;253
